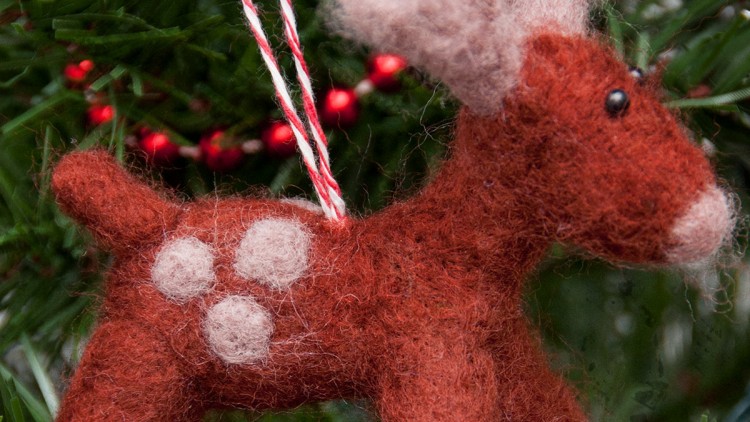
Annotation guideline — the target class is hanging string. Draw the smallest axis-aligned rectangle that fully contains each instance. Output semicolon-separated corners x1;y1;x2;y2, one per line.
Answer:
240;0;347;222
278;0;344;209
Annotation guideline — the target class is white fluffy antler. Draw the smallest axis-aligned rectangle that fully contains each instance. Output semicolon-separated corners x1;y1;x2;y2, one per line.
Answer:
328;0;594;114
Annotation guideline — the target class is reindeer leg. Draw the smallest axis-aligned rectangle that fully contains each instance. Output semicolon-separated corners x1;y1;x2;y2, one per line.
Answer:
374;333;499;421
491;317;587;421
57;320;200;422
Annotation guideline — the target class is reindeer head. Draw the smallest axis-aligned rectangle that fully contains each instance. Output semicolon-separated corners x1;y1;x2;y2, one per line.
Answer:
331;0;734;265
508;34;734;264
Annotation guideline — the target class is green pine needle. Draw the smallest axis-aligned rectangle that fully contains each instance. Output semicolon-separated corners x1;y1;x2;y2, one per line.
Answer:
20;336;58;418
667;86;750;109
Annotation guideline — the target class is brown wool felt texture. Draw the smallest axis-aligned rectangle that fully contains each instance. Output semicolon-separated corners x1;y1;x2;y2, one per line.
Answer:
52;35;732;421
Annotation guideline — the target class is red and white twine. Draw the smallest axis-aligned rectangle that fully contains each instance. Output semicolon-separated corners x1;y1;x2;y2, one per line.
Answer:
240;0;346;222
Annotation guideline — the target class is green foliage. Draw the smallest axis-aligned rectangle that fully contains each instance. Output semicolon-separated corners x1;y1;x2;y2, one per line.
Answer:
0;0;749;421
0;361;51;422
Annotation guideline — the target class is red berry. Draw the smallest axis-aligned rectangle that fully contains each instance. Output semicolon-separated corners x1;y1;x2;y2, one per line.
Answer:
87;104;115;125
320;88;359;128
64;64;87;83
367;54;407;92
64;60;94;83
78;59;94;72
262;121;297;158
138;131;180;166
199;130;244;172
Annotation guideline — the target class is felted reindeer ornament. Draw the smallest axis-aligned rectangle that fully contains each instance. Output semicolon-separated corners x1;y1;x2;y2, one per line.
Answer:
52;0;735;421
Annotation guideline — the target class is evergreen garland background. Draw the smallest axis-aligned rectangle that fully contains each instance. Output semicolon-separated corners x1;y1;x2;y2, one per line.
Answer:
1;0;750;420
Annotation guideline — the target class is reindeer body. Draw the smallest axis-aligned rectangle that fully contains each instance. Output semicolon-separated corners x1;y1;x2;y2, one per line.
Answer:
54;164;569;421
53;22;732;422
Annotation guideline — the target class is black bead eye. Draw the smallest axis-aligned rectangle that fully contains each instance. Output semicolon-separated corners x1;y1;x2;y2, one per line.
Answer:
628;66;645;82
605;89;630;117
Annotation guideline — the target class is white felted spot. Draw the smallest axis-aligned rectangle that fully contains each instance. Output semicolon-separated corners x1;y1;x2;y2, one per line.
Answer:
151;237;215;302
204;295;274;364
666;187;733;264
280;197;325;214
234;218;311;289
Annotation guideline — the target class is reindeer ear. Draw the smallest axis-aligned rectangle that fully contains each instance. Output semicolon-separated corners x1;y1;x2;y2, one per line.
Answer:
52;150;181;253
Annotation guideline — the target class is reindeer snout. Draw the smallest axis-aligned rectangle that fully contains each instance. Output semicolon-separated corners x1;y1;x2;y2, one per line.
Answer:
666;187;734;264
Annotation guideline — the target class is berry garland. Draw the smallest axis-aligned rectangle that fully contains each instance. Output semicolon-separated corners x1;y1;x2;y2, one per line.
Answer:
67;54;408;172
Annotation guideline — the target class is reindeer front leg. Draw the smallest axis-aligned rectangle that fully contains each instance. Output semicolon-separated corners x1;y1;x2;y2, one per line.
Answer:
492;317;588;421
374;332;499;421
57;320;199;422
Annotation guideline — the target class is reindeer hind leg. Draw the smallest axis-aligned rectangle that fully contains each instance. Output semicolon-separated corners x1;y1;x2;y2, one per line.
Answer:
57;320;199;422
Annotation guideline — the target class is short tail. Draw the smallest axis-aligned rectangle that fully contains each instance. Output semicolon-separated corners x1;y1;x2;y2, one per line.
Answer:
51;150;181;253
